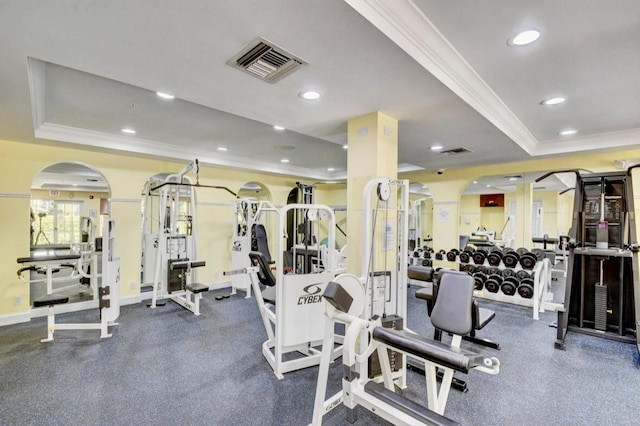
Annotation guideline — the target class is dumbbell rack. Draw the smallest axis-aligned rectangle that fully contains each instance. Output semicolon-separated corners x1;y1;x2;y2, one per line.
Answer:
435;255;557;320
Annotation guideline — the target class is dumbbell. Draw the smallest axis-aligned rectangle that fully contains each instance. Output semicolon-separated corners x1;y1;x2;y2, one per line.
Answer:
500;276;519;296
459;249;473;264
435;249;446;260
446;248;460;262
487;266;501;277
517;278;534;299
462;264;475;274
519;251;537;270
484;274;502;293
472;249;488;265
486;249;503;267
502;249;520;268
531;248;546;261
473;271;487;290
502;268;517;279
422;259;432;267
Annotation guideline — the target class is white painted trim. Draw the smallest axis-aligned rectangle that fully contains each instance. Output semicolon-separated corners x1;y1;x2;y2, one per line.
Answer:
26;57;46;131
432;200;459;205
533;128;640;156
0;294;144;327
344;0;538;153
35;123;342;181
0;312;31;327
0;193;31;199
110;197;140;203
196;201;235;207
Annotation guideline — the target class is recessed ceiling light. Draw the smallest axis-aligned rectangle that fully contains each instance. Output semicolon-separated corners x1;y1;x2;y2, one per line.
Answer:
559;129;578;136
508;29;541;46
430;145;443;151
121;128;136;134
217;147;228;152
156;91;175;100
273;125;285;131
342;145;348;150
421;185;428;189
299;90;321;100
281;158;290;163
486;184;491;188
509;177;518;181
327;167;335;172
473;181;478;184
541;97;566;106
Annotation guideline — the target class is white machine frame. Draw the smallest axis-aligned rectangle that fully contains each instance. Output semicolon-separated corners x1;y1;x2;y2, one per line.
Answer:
310;276;500;425
141;160;207;315
17;219;120;342
248;203;339;379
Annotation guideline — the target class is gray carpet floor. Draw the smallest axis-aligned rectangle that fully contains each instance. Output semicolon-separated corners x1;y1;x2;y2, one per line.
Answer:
1;280;639;425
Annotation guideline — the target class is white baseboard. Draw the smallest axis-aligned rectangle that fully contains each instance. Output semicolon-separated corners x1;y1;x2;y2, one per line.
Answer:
0;294;146;327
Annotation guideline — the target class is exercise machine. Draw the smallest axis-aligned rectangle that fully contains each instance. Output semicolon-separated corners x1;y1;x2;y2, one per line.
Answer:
141;159;224;314
537;169;640;353
16;219;120;342
230;198;278;298
310;272;500;425
241;203;339;379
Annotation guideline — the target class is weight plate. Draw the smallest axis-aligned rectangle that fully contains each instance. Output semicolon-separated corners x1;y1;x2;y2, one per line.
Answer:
516;269;530;280
485;279;500;293
503;252;519;268
459;252;470;263
518;283;534;299
519;253;537;270
488;267;501;277
472;251;486;265
446;251;457;262
487;274;503;285
500;282;517;296
502;268;516;278
531;248;546;261
487;252;503;266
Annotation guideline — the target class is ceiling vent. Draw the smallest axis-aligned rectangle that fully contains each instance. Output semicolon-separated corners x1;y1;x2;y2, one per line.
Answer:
227;37;308;83
439;147;472;156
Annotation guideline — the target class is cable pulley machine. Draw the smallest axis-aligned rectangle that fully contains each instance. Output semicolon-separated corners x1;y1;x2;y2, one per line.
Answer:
537;169;640;353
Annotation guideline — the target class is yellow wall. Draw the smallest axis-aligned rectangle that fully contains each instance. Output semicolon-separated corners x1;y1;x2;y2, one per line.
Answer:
0;139;318;318
3;138;640;322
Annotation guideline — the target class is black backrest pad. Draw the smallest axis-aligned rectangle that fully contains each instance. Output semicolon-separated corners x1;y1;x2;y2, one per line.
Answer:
372;327;482;374
430;271;474;335
248;251;276;287
408;265;434;282
251;224;271;263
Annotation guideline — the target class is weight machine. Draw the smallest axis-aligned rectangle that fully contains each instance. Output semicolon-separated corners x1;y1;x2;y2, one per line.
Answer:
17;219;120;342
537;169;640;353
230;198;278;298
141;159;235;314
233;203;338;379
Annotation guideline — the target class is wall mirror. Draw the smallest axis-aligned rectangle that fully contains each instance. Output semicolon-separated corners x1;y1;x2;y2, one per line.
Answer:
30;161;111;304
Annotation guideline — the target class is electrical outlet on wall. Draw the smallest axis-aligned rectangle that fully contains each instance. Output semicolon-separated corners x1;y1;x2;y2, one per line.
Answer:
130;282;137;290
14;296;21;306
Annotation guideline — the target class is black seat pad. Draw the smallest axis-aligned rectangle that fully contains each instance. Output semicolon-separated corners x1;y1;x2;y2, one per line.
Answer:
372;327;482;374
33;294;69;307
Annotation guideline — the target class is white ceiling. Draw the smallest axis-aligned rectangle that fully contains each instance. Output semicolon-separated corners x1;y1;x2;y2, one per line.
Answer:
1;0;639;188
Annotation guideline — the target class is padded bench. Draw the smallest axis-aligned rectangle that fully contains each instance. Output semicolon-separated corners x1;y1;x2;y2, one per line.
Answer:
415;273;499;350
186;283;209;294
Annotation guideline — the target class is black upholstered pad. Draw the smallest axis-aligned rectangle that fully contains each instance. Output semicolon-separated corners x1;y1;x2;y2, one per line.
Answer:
364;381;460;426
33;294;70;307
408;265;434;282
186;283;209;294
248;251;276;287
17;254;80;264
431;271;474;336
372;327;482;374
415;287;434;302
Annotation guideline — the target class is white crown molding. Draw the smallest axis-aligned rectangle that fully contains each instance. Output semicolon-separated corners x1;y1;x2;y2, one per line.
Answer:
34;123;339;181
344;0;539;153
532;128;640;156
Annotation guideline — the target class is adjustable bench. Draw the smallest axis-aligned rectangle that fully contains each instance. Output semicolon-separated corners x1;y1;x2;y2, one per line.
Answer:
412;269;499;350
